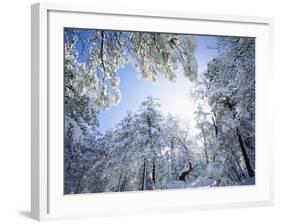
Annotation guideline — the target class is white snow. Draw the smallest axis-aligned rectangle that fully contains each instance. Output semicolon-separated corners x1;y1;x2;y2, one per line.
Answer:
187;176;216;188
165;176;217;190
165;181;188;189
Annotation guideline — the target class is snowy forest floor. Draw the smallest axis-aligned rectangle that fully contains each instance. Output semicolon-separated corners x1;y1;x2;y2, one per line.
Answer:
165;176;255;190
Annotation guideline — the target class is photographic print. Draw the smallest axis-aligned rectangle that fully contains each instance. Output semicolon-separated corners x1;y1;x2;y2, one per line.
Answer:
64;28;255;194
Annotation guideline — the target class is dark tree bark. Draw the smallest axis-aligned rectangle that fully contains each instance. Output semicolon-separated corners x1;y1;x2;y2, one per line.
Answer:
141;158;147;191
117;172;123;192
236;128;255;177
152;162;156;187
211;114;218;137
211;112;219;162
229;148;246;178
231;165;241;181
227;172;235;182
223;97;255;178
179;162;193;182
120;175;127;191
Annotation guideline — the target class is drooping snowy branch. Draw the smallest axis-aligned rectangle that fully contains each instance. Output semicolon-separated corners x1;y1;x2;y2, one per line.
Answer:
65;30;198;110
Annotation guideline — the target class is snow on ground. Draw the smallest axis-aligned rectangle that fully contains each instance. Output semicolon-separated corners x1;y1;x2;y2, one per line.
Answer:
165;176;255;190
165;181;188;189
239;177;255;185
186;176;216;188
164;176;216;189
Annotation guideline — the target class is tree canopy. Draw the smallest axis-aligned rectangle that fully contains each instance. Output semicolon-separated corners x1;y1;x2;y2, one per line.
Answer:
64;29;256;194
65;29;198;109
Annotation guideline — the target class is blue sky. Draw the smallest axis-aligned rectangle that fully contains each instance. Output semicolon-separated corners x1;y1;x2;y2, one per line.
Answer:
97;35;217;134
66;30;218;134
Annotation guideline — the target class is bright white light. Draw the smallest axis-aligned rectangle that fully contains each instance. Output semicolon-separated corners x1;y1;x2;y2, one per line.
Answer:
144;72;198;134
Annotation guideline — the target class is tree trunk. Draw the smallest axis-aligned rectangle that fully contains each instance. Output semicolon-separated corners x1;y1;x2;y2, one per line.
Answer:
236;128;255;177
222;98;254;178
120;175;127;191
170;139;177;179
211;113;219;162
230;148;246;178
152;162;156;188
231;166;241;181
211;114;218;136
179;162;192;182
201;127;209;165
142;158;147;191
117;172;123;192
227;172;235;182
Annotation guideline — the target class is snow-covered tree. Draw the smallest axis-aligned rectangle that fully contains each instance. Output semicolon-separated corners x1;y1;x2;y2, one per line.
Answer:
65;29;198;109
64;30;256;194
101;112;140;192
193;36;255;186
64;34;100;194
133;96;165;190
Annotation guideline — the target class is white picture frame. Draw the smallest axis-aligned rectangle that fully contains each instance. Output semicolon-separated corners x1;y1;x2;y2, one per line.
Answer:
31;2;274;221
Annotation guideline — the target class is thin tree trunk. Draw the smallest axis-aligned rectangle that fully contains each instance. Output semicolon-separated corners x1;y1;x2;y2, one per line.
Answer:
117;172;123;192
201;127;209;165
170;139;177;179
236;127;255;177
230;148;246;178
227;171;235;182
223;99;255;178
211;113;219;162
142;158;147;191
211;114;218;136
152;162;156;188
231;166;241;181
121;175;127;191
